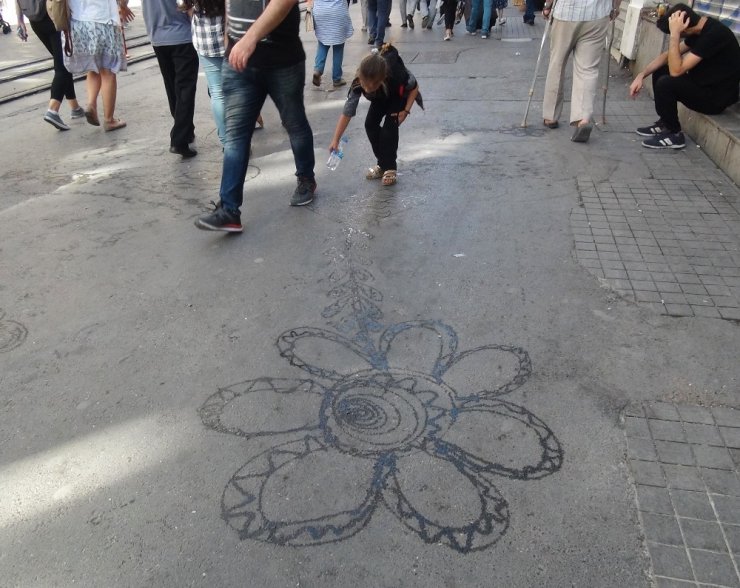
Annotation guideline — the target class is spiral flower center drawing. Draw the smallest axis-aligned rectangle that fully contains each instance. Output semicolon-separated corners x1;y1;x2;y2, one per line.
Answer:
322;369;455;457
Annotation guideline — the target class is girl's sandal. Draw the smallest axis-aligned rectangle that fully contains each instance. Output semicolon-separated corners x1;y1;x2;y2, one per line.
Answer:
366;165;383;180
85;109;100;127
104;118;127;132
382;170;397;186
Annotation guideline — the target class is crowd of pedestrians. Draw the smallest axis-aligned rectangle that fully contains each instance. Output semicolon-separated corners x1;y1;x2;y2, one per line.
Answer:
12;0;739;232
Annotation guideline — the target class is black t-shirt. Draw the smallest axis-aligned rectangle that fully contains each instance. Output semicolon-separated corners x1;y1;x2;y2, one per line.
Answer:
226;0;305;69
684;17;740;89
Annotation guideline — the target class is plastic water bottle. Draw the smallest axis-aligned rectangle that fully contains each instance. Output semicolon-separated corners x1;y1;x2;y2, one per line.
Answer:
327;137;348;170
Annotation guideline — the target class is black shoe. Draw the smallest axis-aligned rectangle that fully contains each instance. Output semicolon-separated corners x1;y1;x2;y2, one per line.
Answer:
194;201;243;232
291;176;317;206
407;14;415;28
367;36;376;44
401;22;408;28
523;16;534;24
641;131;686;150
170;145;198;158
635;122;666;137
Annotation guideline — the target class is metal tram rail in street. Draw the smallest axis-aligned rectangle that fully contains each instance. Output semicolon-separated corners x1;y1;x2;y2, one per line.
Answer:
0;2;309;105
0;33;155;105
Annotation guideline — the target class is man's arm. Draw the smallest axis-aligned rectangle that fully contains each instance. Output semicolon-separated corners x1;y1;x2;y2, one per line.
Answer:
228;0;298;72
629;41;691;97
667;10;702;76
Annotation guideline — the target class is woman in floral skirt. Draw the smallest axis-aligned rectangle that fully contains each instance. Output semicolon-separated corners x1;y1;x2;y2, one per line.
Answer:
64;0;132;131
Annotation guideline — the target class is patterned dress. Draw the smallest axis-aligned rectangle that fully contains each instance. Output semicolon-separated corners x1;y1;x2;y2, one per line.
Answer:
64;0;126;74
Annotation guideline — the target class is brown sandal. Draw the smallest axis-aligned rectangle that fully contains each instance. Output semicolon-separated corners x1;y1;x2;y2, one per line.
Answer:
104;118;127;132
85;109;100;126
366;165;383;180
382;170;397;186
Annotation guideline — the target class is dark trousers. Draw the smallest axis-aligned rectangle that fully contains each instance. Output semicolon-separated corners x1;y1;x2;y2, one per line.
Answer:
367;0;390;45
30;15;76;103
442;0;457;29
653;65;739;133
153;43;199;149
524;0;536;21
365;101;399;171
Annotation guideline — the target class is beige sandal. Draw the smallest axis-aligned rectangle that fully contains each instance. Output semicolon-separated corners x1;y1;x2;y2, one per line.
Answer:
104;118;127;132
382;170;397;186
366;165;383;180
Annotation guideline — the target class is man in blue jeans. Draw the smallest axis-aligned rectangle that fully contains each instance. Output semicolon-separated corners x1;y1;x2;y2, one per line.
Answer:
195;0;316;233
523;0;536;25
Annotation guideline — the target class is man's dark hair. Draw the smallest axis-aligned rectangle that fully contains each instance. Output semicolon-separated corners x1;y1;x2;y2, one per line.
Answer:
657;3;701;34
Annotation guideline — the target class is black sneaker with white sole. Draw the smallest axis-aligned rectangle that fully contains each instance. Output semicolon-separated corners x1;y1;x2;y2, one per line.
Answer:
291;176;317;206
636;122;666;136
641;131;686;150
194;201;243;232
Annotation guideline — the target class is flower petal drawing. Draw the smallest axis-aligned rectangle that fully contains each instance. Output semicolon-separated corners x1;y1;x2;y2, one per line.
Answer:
202;229;563;552
0;309;28;353
441;345;532;399
430;399;563;480
378;320;458;379
381;450;509;553
277;327;374;381
222;437;391;546
199;378;324;439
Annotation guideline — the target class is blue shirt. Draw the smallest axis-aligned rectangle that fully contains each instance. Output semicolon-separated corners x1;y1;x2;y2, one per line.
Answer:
142;0;193;47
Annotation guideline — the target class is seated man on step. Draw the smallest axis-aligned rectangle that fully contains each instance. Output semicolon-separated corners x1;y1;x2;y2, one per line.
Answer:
630;3;740;150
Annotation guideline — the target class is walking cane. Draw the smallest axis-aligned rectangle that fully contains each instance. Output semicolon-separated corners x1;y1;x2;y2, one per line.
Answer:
601;18;616;125
521;16;552;128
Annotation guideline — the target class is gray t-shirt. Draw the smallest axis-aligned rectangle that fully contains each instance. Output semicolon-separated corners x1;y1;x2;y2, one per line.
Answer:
142;0;193;47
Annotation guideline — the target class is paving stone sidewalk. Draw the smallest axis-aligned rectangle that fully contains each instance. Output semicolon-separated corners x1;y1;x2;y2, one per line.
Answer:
571;100;740;321
625;402;740;587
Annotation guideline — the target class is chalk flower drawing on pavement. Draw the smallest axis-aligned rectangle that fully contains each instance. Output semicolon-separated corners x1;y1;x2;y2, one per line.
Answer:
0;309;28;353
199;229;563;553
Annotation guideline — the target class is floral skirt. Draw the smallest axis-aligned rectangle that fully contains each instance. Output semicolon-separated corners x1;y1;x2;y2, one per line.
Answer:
64;19;127;75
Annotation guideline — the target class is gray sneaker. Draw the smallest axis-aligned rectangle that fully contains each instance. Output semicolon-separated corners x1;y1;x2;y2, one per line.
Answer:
291;176;317;206
44;110;70;131
70;106;86;119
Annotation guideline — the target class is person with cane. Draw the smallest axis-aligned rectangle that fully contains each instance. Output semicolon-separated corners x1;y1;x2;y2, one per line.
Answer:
540;0;620;142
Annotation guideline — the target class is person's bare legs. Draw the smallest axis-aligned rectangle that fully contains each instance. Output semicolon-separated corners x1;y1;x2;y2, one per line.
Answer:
101;68;126;130
48;97;80;113
86;71;102;125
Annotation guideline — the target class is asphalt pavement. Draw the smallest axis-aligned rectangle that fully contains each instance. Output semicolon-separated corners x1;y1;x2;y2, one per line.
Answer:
0;4;738;587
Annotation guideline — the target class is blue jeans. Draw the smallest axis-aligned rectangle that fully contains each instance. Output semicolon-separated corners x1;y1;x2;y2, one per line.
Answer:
314;42;345;83
524;0;535;21
219;60;315;213
199;54;226;146
468;0;493;33
367;0;389;45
